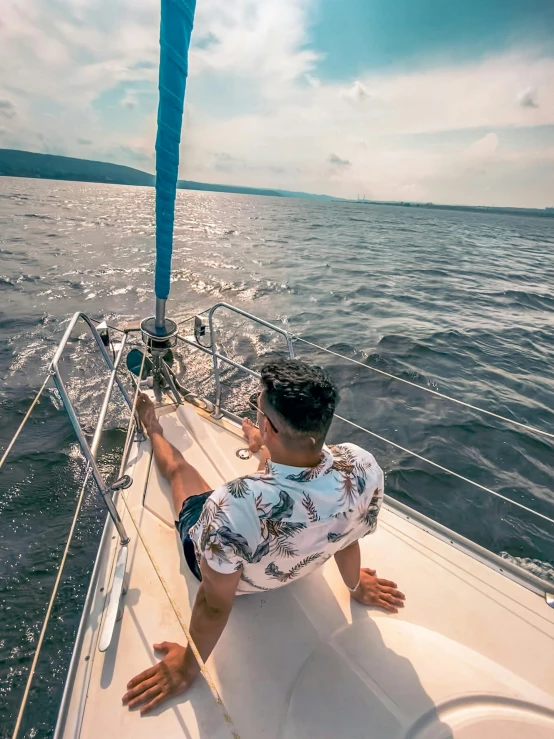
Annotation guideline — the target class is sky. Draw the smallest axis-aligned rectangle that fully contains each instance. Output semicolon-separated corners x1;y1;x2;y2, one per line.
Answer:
1;0;554;207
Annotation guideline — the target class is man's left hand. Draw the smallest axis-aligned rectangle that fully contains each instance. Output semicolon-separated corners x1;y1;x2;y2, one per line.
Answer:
122;641;198;715
351;567;406;613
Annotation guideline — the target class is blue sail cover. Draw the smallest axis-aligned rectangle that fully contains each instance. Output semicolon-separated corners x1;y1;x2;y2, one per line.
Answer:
155;0;197;300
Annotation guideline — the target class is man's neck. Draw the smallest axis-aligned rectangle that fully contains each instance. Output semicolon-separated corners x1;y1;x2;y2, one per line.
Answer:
267;445;323;469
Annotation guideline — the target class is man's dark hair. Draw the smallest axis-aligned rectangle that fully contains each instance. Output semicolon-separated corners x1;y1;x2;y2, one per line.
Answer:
260;359;338;442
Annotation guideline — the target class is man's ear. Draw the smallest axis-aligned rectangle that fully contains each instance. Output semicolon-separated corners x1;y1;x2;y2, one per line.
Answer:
260;416;274;442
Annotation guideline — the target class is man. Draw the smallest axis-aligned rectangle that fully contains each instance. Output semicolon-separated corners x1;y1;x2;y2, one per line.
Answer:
123;359;405;715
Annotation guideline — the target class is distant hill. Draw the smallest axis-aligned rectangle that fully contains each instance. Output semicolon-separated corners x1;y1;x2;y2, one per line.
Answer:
354;197;554;219
0;149;335;200
176;178;282;197
0;149;155;187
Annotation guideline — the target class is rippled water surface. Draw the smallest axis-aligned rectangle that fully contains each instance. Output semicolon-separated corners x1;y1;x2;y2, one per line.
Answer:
1;177;554;736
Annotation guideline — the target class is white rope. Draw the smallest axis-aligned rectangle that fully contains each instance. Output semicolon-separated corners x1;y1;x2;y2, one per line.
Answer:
0;374;51;472
12;467;92;739
334;413;554;526
294;335;554;441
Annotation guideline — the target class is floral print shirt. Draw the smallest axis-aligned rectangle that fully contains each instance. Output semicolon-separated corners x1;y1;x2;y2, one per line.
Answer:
189;443;384;593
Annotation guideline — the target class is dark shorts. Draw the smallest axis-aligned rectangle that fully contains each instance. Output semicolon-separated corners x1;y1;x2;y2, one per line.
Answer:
175;491;212;581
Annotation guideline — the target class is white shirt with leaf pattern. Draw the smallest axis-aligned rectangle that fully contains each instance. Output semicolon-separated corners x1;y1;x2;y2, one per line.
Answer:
189;443;384;593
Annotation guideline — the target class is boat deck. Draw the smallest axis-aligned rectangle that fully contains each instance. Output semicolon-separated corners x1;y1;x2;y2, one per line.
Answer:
57;400;554;739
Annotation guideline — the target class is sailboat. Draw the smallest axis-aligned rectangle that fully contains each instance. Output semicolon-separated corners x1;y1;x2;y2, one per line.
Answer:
5;1;554;737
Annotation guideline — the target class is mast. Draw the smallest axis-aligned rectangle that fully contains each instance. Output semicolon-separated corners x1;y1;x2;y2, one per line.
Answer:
153;0;197;330
140;0;197;394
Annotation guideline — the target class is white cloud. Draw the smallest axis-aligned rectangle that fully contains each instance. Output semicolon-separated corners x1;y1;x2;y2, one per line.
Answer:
190;0;319;88
340;80;370;103
327;152;351;167
465;132;499;159
121;91;138;109
336;53;553;135
518;86;539;108
305;74;321;88
0;99;17;119
1;0;553;206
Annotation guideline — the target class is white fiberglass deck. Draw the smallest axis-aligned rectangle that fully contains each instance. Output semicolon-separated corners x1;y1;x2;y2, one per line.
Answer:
57;400;554;739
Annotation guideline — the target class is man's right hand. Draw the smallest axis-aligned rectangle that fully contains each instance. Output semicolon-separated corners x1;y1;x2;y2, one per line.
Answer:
351;567;406;613
122;641;197;715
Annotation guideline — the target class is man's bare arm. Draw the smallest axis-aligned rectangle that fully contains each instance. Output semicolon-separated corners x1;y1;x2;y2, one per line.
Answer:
185;557;242;673
123;559;241;714
334;540;406;613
